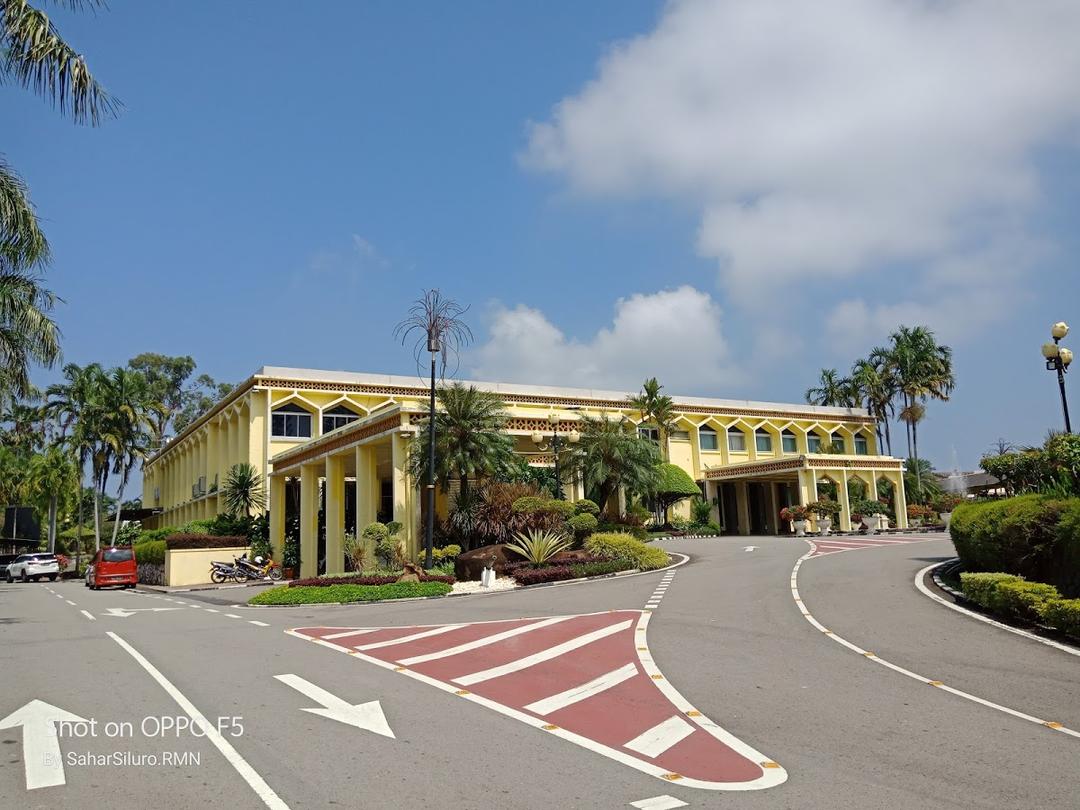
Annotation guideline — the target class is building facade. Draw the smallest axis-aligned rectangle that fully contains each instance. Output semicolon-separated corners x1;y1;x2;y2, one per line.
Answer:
141;366;908;578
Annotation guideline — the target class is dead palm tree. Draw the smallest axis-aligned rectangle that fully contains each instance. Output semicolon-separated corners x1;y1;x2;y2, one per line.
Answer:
394;290;472;568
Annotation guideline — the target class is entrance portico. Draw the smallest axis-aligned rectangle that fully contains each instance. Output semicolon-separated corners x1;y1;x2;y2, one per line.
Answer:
268;408;421;579
703;455;908;535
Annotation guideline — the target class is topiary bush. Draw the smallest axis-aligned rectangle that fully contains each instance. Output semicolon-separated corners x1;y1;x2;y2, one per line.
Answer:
567;513;599;540
959;572;1023;608
361;522;389;542
989;580;1061;622
585;532;669;570
1038;598;1080;638
573;499;600;516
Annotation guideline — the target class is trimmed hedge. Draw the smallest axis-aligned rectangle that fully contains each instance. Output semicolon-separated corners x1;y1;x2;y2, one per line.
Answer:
585;532;669;571
165;534;248;550
132;540;166;566
950;495;1080;597
513;565;575;586
289;573;455;588
249;581;452;605
960;571;1079;639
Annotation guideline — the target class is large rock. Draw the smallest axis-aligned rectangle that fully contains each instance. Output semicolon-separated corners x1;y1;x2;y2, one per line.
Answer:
455;544;516;581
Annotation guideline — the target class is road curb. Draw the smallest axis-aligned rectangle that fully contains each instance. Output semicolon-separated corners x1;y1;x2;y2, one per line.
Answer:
239;552;690;609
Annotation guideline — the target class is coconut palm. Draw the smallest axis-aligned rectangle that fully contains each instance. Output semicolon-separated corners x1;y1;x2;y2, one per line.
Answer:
407;383;516;503
805;369;855;408
628;377;679;461
221;463;266;518
0;270;60;399
100;368;158;547
850;356;896;455
27;445;76;553
564;416;660;515
395;289;473;568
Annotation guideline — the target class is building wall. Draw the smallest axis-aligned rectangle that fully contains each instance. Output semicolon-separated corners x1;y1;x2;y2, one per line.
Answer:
141;369;888;531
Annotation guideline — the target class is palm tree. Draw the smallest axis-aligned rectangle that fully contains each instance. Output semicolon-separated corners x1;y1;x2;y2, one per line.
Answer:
1;0;118;267
0;444;26;537
0;270;60;400
805;369;855;407
27;445;76;553
45;363;103;564
407;383;516;502
628;377;679;461
564;416;660;515
221;463;266;518
850;356;895;455
394;290;472;568
904;457;942;505
882;326;955;492
100;368;158;547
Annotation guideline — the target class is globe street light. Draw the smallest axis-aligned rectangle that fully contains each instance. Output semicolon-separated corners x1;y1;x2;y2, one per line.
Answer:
531;413;580;499
1042;321;1073;433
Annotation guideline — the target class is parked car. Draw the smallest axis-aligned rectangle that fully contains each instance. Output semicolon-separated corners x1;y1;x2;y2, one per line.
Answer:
6;553;60;582
0;554;18;580
86;546;137;590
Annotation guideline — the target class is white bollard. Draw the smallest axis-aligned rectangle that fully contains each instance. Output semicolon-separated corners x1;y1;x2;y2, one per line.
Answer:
480;565;495;588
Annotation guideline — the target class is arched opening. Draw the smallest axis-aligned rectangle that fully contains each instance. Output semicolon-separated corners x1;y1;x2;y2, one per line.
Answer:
271;403;313;439
322;404;361;434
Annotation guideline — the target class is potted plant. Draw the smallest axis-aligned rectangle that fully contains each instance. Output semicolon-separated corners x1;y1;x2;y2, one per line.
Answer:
907;503;932;528
282;536;299;580
808;500;840;535
780;505;810;537
932;494;962;530
853;499;887;534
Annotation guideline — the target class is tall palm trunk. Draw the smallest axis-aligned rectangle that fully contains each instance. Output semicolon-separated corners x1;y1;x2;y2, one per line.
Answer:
47;495;57;553
912;419;922;497
884;419;893;457
74;477;83;571
110;468;127;546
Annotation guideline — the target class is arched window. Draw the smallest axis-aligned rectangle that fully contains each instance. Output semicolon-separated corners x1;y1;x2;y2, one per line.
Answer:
322;404;359;434
831;433;846;453
271;403;312;439
754;428;773;453
854;433;870;455
808;431;825;453
781;429;798;454
699;427;719;451
727;428;747;453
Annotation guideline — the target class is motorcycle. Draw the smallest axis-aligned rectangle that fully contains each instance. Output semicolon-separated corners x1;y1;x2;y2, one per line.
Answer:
209;559;245;584
233;553;283;582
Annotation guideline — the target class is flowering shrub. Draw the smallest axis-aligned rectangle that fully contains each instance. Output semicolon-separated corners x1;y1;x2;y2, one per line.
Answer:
780;505;809;522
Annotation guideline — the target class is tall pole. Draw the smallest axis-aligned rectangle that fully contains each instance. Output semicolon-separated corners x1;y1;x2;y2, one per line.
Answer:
424;351;436;569
1057;361;1072;434
552;420;562;500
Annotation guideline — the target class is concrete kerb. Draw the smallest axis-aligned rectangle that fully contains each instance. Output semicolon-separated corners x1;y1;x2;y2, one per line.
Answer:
917;559;1080;659
237;552;692;609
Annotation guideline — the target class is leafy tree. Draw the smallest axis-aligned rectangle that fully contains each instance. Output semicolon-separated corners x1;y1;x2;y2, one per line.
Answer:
221;463;266;518
173;373;233;435
26;445;76;552
564;416;660;515
407;383;516;502
628;377;678;461
904;457;942;505
128;353;196;447
653;462;699;524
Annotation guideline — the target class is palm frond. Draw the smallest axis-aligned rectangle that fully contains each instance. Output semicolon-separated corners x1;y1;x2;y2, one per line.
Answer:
0;157;49;267
1;0;120;125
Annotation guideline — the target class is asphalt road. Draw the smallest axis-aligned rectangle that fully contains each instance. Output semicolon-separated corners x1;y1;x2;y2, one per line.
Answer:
1;534;1077;809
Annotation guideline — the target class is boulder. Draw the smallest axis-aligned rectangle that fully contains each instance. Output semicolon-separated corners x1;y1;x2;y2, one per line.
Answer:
396;561;424;583
455;544;517;581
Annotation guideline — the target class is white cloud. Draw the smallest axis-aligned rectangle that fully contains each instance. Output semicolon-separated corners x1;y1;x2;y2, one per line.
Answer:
523;0;1080;336
469;286;740;394
300;234;389;284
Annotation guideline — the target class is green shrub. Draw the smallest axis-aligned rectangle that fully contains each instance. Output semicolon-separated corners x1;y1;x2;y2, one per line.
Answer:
669;515;691;531
138;526;179;544
585;532;669;571
432;544;461;562
573;499;600;516
989;580;1061;622
507;529;572;564
132;540;166;566
248;581;452;605
1038;598;1080;638
959;572;1023;608
597;520;648;541
692;521;722;536
512;496;575;518
690;497;712;526
376;535;402;568
165;534;248;550
386;521;403;537
567;513;598;538
181;518;216;535
361;522;389;541
851;498;887;516
808;500;841;518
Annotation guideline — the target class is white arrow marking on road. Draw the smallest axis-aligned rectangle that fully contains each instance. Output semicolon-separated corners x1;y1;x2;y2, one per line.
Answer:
0;699;87;790
274;674;395;738
744;546;758;552
103;607;184;618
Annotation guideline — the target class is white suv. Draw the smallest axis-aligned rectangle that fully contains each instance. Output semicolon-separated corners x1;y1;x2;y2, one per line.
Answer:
6;553;60;583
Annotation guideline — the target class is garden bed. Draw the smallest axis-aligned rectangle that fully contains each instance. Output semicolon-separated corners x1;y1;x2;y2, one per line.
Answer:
249;581;453;605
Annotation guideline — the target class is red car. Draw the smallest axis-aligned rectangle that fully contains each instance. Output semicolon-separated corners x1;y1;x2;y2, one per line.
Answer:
86;546;137;590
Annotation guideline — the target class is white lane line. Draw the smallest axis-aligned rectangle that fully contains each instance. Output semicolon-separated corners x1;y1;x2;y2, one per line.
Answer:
524;662;638;716
55;594;63;599
398;616;571;666
322;628;378;640
355;624;463;651
65;600;76;606
249;620;270;627
225;613;242;619
914;562;1080;659
107;632;289;809
630;795;687;810
624;715;696;758
205;608;220;613
80;610;96;621
792;544;1080;740
453;619;633;686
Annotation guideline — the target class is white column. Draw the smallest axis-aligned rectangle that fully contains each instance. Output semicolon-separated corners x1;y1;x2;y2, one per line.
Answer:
325;454;345;575
299;463;319;579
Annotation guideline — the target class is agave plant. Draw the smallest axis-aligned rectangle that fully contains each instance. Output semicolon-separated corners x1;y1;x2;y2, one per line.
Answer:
506;529;572;565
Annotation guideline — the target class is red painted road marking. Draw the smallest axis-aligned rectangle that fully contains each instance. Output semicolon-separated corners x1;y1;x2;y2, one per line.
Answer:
289;610;786;791
808;533;941;557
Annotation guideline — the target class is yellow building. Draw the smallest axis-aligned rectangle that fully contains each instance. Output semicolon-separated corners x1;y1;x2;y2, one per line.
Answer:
141;366;907;578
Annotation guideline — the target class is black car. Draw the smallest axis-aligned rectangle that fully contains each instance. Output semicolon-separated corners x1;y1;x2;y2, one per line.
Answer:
0;554;18;580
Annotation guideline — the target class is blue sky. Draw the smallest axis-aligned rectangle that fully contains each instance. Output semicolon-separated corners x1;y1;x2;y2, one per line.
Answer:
8;0;1080;472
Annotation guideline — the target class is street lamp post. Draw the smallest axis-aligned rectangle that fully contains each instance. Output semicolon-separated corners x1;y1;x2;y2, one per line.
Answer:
531;413;580;499
1041;321;1074;434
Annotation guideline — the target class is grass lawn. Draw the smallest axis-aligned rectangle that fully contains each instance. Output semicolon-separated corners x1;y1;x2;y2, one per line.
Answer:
249;581;452;605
